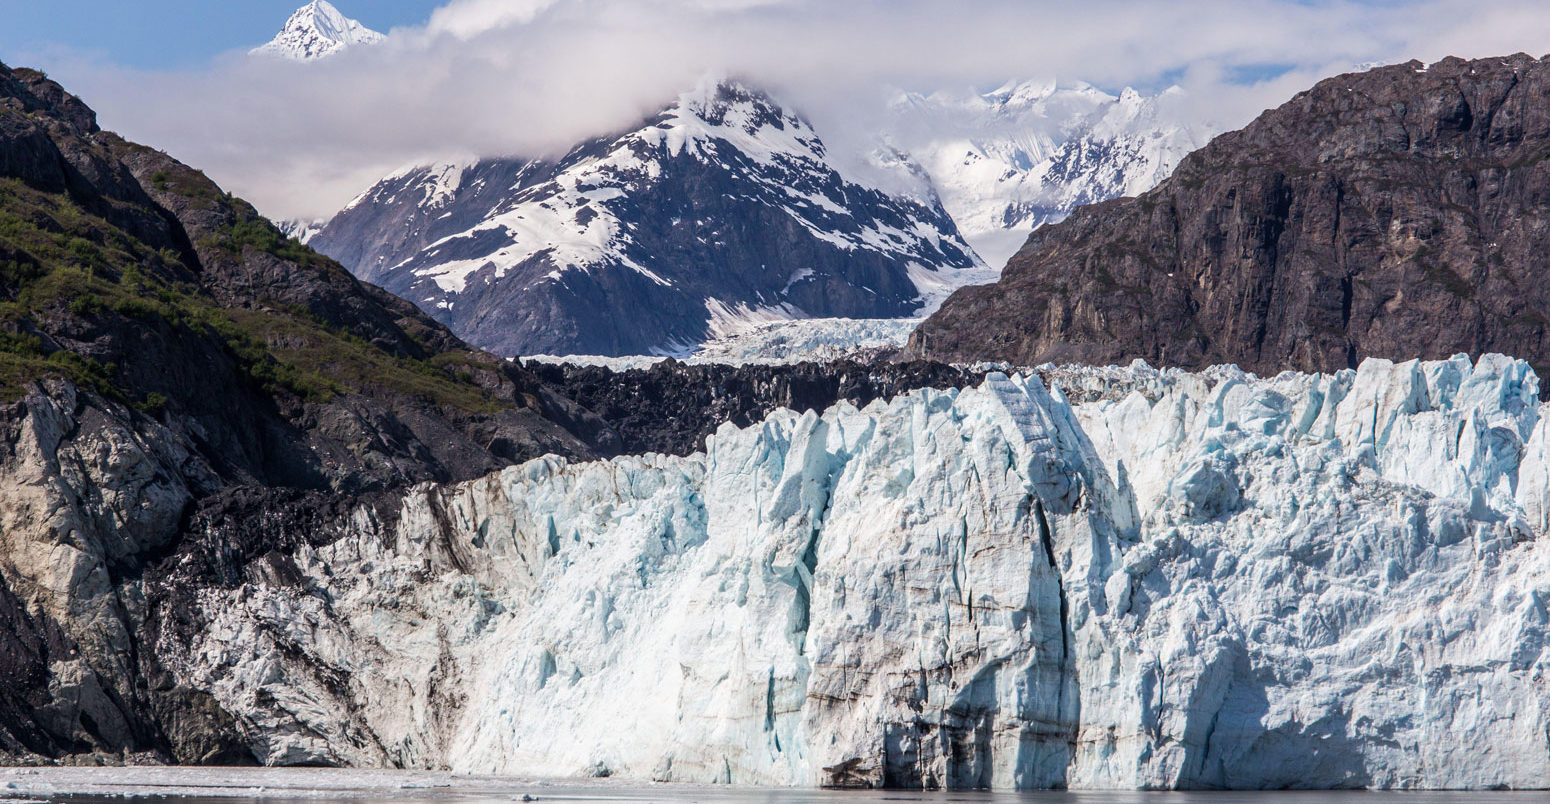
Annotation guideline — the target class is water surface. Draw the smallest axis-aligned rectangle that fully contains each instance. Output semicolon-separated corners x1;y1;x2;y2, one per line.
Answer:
3;768;1545;803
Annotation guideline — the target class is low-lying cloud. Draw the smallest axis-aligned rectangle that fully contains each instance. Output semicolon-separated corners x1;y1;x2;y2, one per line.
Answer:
34;0;1550;220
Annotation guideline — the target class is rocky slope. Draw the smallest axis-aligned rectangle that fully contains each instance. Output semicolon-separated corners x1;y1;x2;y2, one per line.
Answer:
526;358;986;456
149;353;1550;789
312;82;986;357
0;59;629;761
914;54;1550;377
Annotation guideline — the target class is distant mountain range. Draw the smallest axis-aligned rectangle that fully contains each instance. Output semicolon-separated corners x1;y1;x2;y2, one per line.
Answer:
257;2;1213;357
889;80;1210;266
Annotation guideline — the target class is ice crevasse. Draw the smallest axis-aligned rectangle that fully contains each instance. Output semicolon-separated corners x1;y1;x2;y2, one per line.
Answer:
181;354;1550;790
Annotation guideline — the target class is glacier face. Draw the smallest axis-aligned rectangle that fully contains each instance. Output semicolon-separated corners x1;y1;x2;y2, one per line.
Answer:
166;355;1550;790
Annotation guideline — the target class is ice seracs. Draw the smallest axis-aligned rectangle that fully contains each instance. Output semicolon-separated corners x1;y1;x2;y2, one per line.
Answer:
162;354;1550;789
251;1;385;62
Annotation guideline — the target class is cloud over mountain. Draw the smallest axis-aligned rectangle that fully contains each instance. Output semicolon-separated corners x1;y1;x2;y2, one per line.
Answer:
39;0;1550;220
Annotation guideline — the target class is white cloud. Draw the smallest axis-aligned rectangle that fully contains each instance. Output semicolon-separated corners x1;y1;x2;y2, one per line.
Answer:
424;0;563;38
36;0;1550;220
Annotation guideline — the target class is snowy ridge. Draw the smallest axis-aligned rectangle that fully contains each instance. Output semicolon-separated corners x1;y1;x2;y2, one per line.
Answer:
251;1;385;62
312;80;985;357
312;75;1211;357
889;80;1211;266
404;81;980;297
169;353;1550;789
276;217;327;245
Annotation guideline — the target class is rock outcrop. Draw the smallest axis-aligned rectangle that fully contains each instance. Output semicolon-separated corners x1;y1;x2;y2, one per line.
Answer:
524;358;987;457
914;55;1550;378
0;59;616;761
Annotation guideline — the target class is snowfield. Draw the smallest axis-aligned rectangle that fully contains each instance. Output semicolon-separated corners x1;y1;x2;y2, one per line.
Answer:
153;354;1550;790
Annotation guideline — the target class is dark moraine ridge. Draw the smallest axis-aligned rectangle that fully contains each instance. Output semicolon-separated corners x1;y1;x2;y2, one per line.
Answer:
913;54;1550;377
527;359;988;457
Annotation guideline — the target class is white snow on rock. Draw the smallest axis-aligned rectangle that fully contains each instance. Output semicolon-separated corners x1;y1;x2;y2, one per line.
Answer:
170;354;1550;790
316;79;985;357
399;80;980;297
276;217;327;245
251;1;385;62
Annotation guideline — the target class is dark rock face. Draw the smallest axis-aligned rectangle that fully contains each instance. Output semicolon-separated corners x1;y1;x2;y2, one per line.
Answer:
529;359;989;457
914;54;1550;377
0;62;590;764
313;83;983;357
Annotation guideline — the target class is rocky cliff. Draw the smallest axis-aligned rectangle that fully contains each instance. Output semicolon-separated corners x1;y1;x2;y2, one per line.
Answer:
525;358;985;456
914;54;1550;377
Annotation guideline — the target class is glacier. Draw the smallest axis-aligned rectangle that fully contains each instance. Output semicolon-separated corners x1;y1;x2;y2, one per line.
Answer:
163;354;1550;790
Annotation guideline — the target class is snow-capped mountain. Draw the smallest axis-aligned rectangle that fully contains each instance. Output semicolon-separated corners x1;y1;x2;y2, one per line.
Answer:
251;0;384;61
301;71;1209;357
888;80;1212;266
311;81;988;357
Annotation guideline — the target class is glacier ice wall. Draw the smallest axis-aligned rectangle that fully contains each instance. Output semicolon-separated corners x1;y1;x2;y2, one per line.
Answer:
172;355;1550;789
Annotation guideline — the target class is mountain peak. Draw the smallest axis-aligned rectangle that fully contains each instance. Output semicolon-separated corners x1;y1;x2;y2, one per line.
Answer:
251;0;385;61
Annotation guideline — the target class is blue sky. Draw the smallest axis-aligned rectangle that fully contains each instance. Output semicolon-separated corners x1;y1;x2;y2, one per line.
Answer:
0;0;441;69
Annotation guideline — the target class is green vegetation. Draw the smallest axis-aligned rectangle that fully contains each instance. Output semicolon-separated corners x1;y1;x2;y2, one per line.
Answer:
0;177;506;412
204;217;328;268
